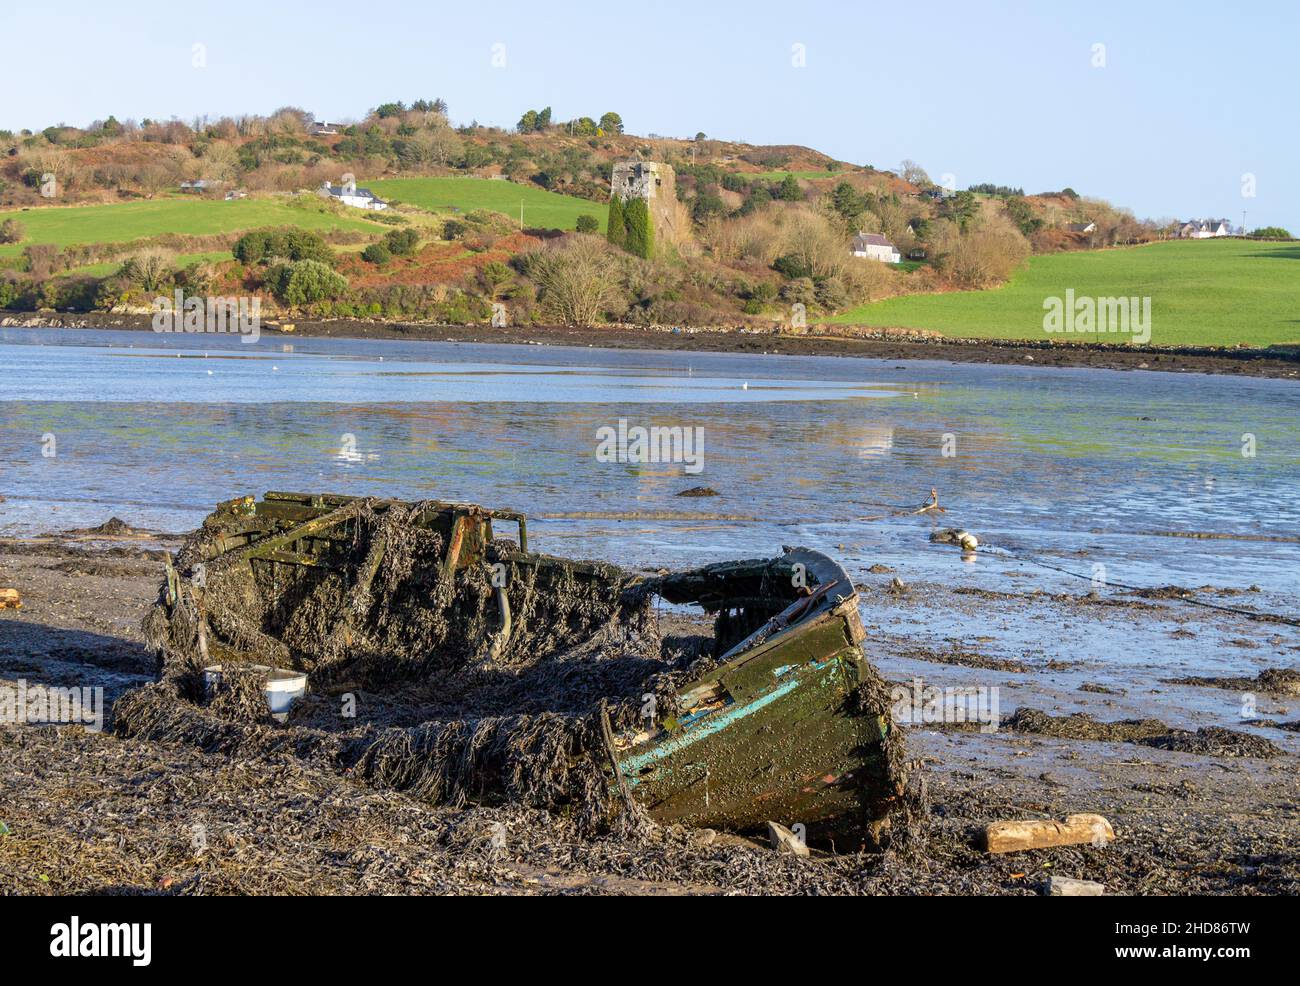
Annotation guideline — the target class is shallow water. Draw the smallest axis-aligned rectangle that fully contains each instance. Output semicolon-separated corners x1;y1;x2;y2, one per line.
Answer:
2;327;1298;653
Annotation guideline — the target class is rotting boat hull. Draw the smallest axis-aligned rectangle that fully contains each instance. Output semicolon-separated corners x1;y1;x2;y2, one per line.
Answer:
143;492;904;840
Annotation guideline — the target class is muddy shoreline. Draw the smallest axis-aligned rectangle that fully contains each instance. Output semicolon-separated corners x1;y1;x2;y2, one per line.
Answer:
6;312;1299;379
2;528;1296;895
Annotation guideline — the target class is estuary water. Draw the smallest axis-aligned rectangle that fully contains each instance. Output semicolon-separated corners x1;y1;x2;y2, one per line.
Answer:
1;326;1297;604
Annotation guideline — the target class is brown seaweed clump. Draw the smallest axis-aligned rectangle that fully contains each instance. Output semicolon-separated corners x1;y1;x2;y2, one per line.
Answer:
1004;708;1282;759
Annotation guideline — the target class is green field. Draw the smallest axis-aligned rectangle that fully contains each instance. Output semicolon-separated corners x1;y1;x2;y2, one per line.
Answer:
831;239;1300;347
746;170;846;181
0;197;381;258
368;177;603;231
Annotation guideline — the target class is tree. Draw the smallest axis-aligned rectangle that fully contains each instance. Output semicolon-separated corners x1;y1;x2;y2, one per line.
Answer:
201;141;240;182
1250;226;1292;239
536;106;552;130
1003;195;1043;237
599;112;624;135
361;243;391;265
374;101;406;119
0;219;24;244
939;191;979;231
576;214;599;234
898;159;930;186
411;98;448;115
777;174;803;201
518;109;538;133
829;181;865;225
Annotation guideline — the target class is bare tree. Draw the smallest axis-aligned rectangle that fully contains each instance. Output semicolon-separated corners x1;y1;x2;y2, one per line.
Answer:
898;159;930;186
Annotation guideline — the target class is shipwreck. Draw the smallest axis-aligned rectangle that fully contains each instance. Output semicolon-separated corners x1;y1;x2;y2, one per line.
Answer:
119;492;907;843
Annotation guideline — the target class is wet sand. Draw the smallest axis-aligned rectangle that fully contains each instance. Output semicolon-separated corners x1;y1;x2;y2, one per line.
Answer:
2;531;1296;895
6;312;1300;379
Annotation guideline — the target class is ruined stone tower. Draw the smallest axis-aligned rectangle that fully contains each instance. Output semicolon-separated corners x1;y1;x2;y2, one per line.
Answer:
608;160;680;258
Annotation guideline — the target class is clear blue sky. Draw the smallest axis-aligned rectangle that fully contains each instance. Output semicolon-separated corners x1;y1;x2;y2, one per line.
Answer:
5;0;1297;230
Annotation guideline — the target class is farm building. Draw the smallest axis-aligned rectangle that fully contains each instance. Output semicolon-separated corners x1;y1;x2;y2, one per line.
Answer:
851;232;901;264
320;179;388;211
1177;219;1231;238
1066;221;1097;233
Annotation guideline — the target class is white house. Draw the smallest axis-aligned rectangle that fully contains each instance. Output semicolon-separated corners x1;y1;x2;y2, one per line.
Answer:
1176;219;1230;239
311;121;340;136
851;232;901;264
320;179;388;211
1066;221;1097;234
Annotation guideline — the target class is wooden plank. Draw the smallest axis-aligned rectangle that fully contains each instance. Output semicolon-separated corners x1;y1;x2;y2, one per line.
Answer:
983;814;1115;853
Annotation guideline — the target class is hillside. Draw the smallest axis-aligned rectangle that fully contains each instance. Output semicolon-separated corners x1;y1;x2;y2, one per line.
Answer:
829;239;1300;348
1;100;1288;346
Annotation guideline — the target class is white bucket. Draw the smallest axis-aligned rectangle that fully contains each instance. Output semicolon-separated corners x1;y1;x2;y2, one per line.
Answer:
202;664;307;722
263;669;308;722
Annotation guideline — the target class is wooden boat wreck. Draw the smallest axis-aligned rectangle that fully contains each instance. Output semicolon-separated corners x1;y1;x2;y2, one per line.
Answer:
125;492;907;843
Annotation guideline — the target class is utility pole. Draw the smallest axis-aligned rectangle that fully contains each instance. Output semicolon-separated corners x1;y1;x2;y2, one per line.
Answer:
1242;210;1247;236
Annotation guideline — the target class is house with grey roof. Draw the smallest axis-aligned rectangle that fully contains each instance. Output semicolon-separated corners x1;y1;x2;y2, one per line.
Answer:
1176;219;1230;239
851;232;901;264
319;179;388;211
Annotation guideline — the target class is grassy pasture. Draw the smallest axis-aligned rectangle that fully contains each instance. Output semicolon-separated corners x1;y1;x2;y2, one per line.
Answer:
368;177;603;232
0;197;381;258
830;239;1300;348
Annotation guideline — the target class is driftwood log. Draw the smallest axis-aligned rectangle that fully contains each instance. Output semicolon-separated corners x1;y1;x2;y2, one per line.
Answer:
982;813;1114;853
0;588;21;610
1045;876;1106;896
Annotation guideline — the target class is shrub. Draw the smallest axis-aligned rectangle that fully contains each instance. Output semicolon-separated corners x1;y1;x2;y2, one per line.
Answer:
362;243;392;265
623;197;653;259
773;253;813;280
117;251;174;292
0;278;22;308
606;196;626;249
481;260;512;295
383;227;421;256
442;218;467;240
779;277;816;307
0;218;24;244
233;227;332;265
575;214;599;234
276;259;348;305
814;276;850;311
525;236;626;325
1250;226;1292;239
